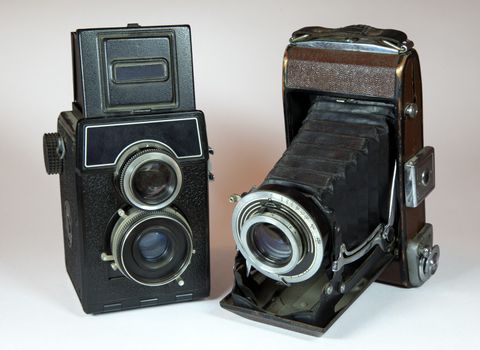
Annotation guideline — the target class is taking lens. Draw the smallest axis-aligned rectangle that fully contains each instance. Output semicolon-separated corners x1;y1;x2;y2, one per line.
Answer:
132;160;177;205
111;207;193;286
250;223;292;265
137;230;170;262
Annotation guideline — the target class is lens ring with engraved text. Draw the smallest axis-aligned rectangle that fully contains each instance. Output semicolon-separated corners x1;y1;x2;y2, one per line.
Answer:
119;149;182;210
110;207;193;287
232;190;325;284
248;223;293;266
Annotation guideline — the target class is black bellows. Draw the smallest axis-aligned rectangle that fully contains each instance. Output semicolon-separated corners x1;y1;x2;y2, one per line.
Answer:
264;99;393;249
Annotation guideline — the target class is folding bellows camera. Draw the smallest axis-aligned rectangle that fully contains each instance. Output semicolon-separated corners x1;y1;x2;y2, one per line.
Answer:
221;25;438;336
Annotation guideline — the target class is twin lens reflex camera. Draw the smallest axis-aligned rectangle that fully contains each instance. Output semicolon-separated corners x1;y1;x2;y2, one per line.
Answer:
43;24;212;314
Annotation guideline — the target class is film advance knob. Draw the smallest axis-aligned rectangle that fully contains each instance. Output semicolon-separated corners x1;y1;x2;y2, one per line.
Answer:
43;132;65;175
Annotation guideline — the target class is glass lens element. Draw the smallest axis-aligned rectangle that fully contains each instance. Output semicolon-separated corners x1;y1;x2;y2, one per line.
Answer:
138;231;170;262
250;223;292;265
132;160;176;205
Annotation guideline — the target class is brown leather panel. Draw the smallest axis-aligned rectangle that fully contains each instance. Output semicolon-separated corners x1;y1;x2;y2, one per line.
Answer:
285;46;399;98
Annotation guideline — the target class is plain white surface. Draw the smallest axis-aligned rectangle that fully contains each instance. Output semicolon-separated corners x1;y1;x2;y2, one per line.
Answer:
1;0;480;349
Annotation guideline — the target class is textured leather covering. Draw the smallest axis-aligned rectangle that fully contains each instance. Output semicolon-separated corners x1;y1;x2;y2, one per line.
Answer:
285;46;398;99
58;111;210;313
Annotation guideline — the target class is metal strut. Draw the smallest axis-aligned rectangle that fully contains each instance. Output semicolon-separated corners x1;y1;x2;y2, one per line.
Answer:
332;162;397;272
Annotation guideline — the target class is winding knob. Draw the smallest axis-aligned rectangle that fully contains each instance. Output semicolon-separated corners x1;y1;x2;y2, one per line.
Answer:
43;132;65;175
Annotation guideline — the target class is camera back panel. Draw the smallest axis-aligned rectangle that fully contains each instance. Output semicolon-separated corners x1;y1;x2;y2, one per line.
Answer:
72;25;196;117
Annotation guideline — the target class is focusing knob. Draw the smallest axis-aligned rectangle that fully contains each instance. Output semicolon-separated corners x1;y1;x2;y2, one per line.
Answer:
43;133;65;175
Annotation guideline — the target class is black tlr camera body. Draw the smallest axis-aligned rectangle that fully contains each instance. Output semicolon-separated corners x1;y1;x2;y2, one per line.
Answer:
221;25;438;335
43;25;211;314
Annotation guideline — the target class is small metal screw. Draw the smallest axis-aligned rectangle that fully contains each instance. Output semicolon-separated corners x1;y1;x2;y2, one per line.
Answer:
177;278;185;287
325;284;333;295
229;194;241;203
404;103;418;119
421;247;431;258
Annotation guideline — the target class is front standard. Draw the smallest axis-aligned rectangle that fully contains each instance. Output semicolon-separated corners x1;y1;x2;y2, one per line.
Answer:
43;24;212;314
221;25;438;335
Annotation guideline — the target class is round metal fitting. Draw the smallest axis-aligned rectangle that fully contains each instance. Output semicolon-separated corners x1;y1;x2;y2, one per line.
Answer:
418;244;440;282
116;146;182;211
231;190;325;284
110;207;193;287
240;212;303;276
404;103;419;119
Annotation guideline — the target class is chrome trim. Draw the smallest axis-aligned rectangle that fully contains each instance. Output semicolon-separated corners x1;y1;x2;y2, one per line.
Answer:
240;212;303;275
120;149;182;210
294;40;400;54
110;207;193;287
232;190;324;284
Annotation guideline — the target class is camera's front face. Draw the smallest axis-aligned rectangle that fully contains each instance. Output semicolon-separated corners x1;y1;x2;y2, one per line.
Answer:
81;113;209;290
223;25;438;336
44;25;210;313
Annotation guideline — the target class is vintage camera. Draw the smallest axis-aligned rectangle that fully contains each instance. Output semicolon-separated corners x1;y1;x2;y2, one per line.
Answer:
221;25;439;335
43;24;211;314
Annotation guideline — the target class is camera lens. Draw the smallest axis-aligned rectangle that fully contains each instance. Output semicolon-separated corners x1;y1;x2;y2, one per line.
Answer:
232;190;325;284
250;223;292;265
118;148;182;210
137;230;170;262
110;207;193;286
132;161;177;205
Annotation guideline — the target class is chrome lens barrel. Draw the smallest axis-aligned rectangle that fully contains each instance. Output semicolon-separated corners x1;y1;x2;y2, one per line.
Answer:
111;207;193;287
231;190;325;284
117;144;182;211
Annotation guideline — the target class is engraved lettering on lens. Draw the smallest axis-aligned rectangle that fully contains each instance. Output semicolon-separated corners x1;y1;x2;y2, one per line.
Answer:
117;145;183;211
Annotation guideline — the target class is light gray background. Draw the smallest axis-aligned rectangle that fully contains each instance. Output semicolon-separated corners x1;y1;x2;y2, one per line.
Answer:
1;0;479;349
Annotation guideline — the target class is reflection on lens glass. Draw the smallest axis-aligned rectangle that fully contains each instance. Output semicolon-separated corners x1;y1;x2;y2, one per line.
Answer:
132;160;176;205
138;231;170;262
250;223;292;265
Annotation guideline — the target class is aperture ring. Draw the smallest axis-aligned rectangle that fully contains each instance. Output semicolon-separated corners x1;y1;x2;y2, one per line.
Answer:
118;147;182;211
111;207;193;286
232;190;324;284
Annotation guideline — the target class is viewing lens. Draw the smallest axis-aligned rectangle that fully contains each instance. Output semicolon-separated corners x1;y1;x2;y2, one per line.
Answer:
132;160;177;205
250;223;292;265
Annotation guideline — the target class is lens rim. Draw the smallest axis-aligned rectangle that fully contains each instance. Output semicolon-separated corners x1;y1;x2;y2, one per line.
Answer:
120;150;182;210
131;160;177;206
111;207;193;286
241;213;302;275
248;223;293;266
134;229;173;264
232;190;324;284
